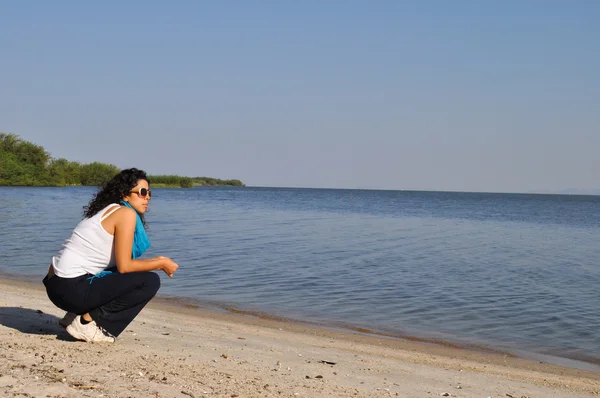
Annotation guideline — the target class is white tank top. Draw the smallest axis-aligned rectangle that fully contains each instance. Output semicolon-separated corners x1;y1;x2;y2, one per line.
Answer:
52;204;121;278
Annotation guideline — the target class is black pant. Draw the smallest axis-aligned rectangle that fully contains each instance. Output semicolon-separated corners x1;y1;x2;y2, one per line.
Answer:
43;269;160;337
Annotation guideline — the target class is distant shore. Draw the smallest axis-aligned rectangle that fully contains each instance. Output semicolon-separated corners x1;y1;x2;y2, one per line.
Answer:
1;276;599;397
1;133;245;188
152;183;245;188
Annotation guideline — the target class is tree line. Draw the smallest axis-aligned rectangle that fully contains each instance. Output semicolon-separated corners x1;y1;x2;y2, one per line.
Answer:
149;175;243;188
0;133;244;188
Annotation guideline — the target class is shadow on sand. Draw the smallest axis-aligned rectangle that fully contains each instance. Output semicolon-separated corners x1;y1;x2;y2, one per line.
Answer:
0;306;75;341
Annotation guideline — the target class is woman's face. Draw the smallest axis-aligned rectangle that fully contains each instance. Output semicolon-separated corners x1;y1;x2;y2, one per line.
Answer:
122;179;151;214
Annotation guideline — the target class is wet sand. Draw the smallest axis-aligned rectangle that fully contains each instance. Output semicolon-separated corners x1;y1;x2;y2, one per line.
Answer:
1;278;599;397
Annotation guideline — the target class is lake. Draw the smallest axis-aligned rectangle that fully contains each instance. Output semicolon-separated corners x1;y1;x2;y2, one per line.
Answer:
1;186;599;370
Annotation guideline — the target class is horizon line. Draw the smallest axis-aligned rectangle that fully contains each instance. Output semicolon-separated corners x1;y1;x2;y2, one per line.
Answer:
218;185;600;197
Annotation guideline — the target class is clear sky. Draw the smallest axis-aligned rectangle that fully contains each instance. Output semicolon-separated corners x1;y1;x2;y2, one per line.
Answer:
1;1;598;193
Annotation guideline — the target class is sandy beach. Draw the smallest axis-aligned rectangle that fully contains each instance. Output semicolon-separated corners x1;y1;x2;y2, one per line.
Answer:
1;278;599;398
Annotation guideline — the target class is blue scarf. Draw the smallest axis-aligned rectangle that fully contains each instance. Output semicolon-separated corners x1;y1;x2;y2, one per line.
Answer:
120;201;151;259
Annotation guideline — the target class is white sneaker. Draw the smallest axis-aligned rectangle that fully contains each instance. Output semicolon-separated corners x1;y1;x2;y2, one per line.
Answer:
59;312;77;328
65;316;115;343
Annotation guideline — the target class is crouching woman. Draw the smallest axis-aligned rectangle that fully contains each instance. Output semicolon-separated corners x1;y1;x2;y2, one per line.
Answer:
43;168;179;343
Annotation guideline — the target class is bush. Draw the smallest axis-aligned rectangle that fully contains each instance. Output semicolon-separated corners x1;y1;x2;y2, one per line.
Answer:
0;133;244;188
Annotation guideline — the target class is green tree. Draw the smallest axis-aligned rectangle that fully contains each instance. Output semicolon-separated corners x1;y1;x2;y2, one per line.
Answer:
180;177;193;188
79;162;120;186
0;133;244;187
48;158;82;186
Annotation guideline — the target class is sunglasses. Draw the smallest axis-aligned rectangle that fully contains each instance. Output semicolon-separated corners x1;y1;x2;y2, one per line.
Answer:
130;188;152;199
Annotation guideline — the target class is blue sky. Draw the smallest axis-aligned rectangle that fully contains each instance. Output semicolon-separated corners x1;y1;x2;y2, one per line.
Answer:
1;1;598;193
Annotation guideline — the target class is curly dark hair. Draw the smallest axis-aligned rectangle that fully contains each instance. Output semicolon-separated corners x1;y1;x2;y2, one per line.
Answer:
83;168;151;227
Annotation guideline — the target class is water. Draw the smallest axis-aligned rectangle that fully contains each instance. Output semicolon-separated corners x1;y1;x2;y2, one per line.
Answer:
1;186;600;369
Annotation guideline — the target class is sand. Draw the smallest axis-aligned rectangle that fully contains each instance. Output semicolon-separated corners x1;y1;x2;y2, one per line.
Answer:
1;278;599;398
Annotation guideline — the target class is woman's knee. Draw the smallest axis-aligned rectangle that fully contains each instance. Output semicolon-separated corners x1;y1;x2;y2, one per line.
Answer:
144;272;161;296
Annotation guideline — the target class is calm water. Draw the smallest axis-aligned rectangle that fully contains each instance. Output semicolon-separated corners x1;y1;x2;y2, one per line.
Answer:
1;186;600;369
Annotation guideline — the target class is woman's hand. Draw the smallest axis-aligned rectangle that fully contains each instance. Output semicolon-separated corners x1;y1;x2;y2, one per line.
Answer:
160;256;179;278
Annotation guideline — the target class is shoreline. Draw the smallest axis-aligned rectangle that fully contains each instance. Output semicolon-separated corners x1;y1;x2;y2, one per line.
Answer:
1;277;599;397
0;273;600;374
2;271;599;374
159;294;600;372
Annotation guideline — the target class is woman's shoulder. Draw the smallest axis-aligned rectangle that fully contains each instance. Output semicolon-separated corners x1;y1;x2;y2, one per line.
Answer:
97;203;133;221
97;203;122;216
103;202;122;211
111;204;137;220
98;204;136;231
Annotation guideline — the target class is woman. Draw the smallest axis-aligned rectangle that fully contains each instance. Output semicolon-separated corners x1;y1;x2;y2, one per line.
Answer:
43;168;179;343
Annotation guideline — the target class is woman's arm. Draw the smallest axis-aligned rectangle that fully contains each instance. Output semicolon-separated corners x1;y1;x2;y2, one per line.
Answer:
113;207;179;277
